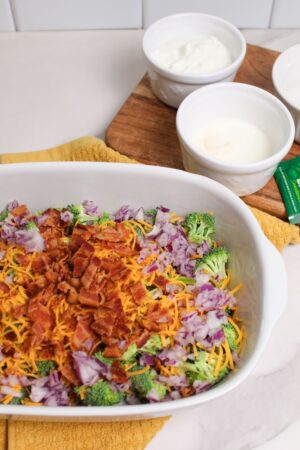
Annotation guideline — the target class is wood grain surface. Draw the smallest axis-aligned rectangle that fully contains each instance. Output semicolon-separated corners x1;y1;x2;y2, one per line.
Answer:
106;44;300;221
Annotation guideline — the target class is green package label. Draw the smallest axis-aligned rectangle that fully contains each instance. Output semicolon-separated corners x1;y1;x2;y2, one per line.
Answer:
274;155;300;225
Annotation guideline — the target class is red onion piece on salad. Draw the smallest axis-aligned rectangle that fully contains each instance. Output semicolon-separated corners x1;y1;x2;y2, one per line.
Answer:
72;351;111;385
15;228;45;253
60;210;74;223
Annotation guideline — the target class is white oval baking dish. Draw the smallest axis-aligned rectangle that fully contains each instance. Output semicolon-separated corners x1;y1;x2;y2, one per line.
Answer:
0;162;287;420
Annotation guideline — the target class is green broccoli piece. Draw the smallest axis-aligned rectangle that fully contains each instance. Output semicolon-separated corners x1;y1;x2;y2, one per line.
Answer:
25;221;38;230
98;212;110;224
176;276;196;285
145;209;157;224
141;334;162;355
182;351;229;384
94;351;113;366
120;344;138;363
67;204;100;226
223;323;239;352
195;246;229;280
131;366;154;397
134;226;144;238
76;381;124;406
0;207;8;221
151;382;167;400
36;360;57;377
9;388;27;405
183;212;215;244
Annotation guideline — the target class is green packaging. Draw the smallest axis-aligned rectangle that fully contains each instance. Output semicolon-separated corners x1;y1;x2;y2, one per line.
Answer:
274;155;300;224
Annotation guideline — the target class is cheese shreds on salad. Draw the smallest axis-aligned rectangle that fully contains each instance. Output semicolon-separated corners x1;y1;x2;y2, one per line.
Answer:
0;201;243;406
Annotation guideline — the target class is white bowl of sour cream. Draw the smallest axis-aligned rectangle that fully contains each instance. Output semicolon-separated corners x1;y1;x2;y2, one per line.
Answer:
272;43;300;143
176;82;295;196
143;13;246;108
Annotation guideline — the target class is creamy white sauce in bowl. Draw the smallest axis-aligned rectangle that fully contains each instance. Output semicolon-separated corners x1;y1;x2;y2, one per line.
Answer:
151;35;232;75
193;118;272;164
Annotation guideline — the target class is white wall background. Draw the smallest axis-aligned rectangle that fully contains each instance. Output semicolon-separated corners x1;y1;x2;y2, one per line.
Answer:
0;0;300;31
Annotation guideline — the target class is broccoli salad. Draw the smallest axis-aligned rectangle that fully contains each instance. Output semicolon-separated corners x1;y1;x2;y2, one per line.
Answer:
0;201;243;406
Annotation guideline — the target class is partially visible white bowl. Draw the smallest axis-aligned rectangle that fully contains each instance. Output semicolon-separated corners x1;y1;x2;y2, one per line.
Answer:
176;82;295;196
272;43;300;143
0;162;287;420
142;13;246;108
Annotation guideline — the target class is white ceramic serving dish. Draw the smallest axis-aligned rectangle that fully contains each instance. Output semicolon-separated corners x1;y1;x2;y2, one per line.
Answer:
176;82;295;196
0;162;286;420
142;13;246;108
272;43;300;143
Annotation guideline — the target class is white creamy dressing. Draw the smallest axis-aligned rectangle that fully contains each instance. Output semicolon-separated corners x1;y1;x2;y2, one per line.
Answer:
193;118;273;164
151;35;232;74
283;78;300;109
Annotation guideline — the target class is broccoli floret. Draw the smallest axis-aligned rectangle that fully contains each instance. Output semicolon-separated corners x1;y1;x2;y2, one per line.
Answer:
141;334;162;355
223;323;239;352
120;344;138;363
9;388;27;405
131;366;154;397
184;212;215;244
67;204;100;226
195;246;229;280
182;351;229;384
25;221;37;230
176;276;196;285
76;381;124;406
98;212;110;224
145;209;157;224
36;360;57;377
0;207;8;221
94;351;113;366
134;226;144;238
151;382;167;400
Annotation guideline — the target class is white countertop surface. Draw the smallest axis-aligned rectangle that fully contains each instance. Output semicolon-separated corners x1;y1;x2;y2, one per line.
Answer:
0;28;300;450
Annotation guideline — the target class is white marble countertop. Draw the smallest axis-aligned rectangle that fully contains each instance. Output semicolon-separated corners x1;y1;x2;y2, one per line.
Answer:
0;28;299;450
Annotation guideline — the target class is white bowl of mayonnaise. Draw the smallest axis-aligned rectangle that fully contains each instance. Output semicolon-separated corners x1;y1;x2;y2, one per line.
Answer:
272;43;300;143
143;13;246;108
176;82;295;196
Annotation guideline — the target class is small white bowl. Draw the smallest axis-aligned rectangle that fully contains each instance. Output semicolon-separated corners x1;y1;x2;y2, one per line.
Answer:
142;13;246;108
272;43;300;143
176;82;295;196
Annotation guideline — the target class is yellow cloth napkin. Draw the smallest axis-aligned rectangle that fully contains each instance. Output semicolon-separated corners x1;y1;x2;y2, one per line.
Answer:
0;136;299;450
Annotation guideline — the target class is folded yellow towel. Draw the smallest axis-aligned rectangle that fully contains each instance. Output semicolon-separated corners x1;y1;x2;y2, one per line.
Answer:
0;136;298;450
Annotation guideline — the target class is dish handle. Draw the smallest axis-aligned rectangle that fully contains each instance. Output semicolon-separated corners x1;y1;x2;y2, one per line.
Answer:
263;239;288;337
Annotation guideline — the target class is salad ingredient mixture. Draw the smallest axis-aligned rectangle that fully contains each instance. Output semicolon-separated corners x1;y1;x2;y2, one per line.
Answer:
0;201;243;406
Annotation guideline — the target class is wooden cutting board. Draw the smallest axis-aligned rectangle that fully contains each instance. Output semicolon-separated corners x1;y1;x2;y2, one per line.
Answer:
106;44;300;222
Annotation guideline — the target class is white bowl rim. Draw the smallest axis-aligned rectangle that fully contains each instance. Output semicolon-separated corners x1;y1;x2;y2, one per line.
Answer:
176;82;295;174
0;162;283;417
272;43;300;112
142;12;247;85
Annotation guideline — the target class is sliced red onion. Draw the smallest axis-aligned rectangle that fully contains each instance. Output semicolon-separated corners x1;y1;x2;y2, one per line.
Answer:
1;223;17;240
60;210;74;223
82;200;100;216
15;228;44;253
133;207;144;221
36;213;49;226
195;286;231;311
72;351;111;385
193;380;211;394
30;371;69;406
114;205;133;222
7;200;19;211
158;374;189;387
30;386;49;402
139;353;155;366
158;346;187;367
